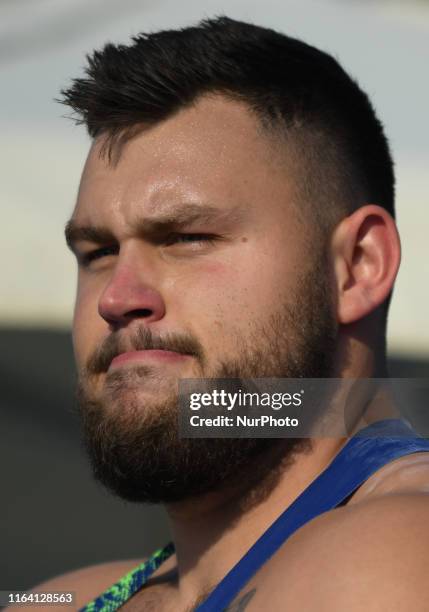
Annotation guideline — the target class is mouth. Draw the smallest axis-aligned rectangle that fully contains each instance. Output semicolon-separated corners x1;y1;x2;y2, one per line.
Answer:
109;349;192;369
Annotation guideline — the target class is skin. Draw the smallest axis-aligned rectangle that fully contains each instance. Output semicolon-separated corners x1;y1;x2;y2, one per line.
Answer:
13;94;429;611
71;98;316;390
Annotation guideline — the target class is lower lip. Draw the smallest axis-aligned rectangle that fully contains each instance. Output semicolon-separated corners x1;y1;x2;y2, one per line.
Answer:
109;350;190;369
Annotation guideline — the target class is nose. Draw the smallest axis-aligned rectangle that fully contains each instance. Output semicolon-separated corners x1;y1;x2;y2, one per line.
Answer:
98;259;166;328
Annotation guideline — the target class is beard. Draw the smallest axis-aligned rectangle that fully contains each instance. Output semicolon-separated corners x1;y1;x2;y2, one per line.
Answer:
76;257;337;505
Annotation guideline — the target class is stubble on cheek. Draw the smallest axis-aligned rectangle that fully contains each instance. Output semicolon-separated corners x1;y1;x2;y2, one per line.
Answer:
72;274;108;368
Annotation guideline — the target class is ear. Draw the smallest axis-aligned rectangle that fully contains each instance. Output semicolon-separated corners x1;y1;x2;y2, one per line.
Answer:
331;205;401;325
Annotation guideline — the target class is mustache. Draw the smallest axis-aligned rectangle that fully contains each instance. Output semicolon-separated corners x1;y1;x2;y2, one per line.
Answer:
85;326;205;374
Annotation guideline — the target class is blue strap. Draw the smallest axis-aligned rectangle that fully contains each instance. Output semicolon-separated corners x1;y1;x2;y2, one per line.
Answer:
196;418;429;611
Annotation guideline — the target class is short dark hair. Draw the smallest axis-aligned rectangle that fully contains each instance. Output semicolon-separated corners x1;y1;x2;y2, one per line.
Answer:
60;16;394;229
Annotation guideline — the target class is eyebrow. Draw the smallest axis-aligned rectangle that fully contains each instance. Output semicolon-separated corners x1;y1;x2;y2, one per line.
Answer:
64;203;245;253
64;223;114;253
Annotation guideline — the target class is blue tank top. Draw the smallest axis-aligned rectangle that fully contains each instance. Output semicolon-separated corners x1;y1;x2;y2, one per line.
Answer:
80;418;429;611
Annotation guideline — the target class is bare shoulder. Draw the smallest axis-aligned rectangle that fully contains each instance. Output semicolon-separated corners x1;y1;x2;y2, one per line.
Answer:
350;450;429;502
248;493;429;611
4;557;145;611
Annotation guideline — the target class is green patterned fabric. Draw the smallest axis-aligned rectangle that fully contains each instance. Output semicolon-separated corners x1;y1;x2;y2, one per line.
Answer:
78;542;175;611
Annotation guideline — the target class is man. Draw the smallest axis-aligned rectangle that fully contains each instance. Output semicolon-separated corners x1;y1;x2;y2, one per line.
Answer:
22;16;429;611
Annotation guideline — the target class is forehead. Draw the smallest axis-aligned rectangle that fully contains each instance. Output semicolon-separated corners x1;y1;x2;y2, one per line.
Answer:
74;95;294;224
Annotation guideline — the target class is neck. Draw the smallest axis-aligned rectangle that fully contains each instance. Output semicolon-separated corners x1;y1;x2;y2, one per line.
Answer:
163;358;400;601
165;435;346;598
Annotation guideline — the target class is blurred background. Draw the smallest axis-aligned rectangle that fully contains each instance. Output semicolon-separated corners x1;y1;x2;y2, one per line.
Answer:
1;0;428;592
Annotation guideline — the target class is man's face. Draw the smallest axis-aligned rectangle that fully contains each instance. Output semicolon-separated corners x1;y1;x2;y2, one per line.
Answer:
69;95;337;503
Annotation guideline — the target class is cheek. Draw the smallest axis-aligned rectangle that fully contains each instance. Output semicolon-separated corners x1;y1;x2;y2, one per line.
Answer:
193;259;244;304
72;281;102;365
173;252;291;332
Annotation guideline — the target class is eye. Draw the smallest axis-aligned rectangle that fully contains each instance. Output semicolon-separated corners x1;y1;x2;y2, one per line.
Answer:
79;246;118;266
165;233;216;246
